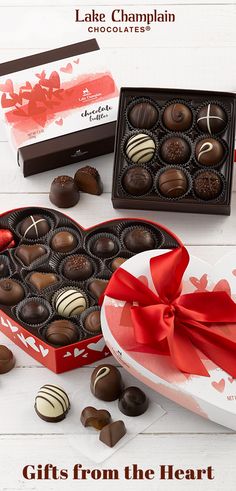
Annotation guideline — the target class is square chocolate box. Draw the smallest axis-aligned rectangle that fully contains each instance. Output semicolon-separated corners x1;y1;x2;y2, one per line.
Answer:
112;87;236;215
0;39;118;176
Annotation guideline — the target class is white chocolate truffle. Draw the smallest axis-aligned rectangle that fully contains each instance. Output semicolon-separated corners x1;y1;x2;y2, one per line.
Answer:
35;384;70;422
54;287;87;317
126;133;155;164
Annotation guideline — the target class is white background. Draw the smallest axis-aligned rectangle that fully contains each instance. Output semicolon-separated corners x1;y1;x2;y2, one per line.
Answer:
0;1;236;489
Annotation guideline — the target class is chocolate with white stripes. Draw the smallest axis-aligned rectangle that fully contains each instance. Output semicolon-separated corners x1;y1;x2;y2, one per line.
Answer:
35;384;70;422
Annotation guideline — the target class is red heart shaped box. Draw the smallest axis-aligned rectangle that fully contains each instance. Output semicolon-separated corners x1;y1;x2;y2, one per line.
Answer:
0;207;182;373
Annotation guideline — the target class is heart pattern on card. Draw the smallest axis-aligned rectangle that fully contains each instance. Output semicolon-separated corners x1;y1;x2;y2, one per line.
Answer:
60;63;73;74
88;338;106;352
211;379;225;393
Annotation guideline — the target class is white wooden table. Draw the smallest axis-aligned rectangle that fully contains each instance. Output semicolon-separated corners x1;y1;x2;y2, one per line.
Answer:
0;1;236;489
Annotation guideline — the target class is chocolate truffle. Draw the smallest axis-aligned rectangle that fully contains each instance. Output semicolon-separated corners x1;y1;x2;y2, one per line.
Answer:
193;171;223;200
125;133;155;164
0;279;24;306
74;166;103;195
63;255;93;281
84;310;101;334
49;175;80;208
51;231;78;253
118;387;149;416
128;101;158;129
15;244;47;266
122;167;152;196
158;168;188;198
0;345;15;374
54;287;87;317
124;228;155;253
92;236;118;258
195;138;224;166
20;299;50;325
91;364;123;401
88;279;108;300
45;319;78;346
28;272;59;292
99;420;126;448
197;103;227;134
160;136;191;165
20;215;50;240
111;257;127;271
81;406;111;430
0;259;9;278
35;384;70;422
163;103;193;131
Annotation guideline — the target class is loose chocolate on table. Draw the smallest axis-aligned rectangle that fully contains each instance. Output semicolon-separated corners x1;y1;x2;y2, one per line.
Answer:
74;166;103;196
118;387;149;417
124;227;155;253
197;103;227;134
81;406;111;430
51;231;78;253
63;255;94;281
158;168;188;198
15;244;47;266
160;136;191;165
128;101;158;129
35;384;70;422
0;279;25;306
195;137;224;166
122;167;153;196
54;287;87;317
193;171;223;200
126;133;156;164
49;175;80;208
88;279;109;300
99;420;126;448
110;257;127;271
20;215;50;239
84;310;101;334
19;299;50;325
91;364;123;401
45;320;78;346
0;345;15;374
28;272;59;292
163;103;193;132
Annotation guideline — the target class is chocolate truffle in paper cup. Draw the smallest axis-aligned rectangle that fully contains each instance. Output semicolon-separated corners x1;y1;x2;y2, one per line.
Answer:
125;133;155;164
20;215;50;240
0;278;25;306
53;287;87;317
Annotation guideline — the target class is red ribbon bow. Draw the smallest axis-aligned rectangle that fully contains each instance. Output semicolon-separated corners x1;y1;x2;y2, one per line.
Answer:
103;247;236;377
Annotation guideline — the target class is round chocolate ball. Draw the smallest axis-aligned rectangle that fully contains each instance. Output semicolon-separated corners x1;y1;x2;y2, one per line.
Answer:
118;387;149;416
63;255;93;281
0;279;25;306
35;384;70;422
111;257;127;271
126;133;156;164
163;103;193;131
45;319;78;346
158;168;188;198
0;259;9;278
54;287;87;317
84;310;101;334
49;175;80;208
0;345;15;374
160;136;191;165
195;138;224;166
122;167;152;196
128;101;158;129
20;299;49;325
20;214;50;240
92;236;118;258
193;171;223;200
197;103;227;134
51;231;78;253
124;228;155;253
91;364;123;401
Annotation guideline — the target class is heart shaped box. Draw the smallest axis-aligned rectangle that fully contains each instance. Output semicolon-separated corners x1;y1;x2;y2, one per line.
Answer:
0;207;181;373
102;249;236;430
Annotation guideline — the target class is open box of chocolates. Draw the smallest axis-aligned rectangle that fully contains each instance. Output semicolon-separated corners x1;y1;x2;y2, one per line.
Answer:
112;87;236;215
0;207;181;373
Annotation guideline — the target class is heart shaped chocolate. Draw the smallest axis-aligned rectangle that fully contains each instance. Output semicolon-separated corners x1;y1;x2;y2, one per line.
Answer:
15;244;47;266
80;406;111;430
28;272;59;291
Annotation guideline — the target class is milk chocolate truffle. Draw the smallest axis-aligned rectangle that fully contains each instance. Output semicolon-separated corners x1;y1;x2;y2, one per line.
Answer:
84;310;101;334
197;103;227;134
0;279;25;306
28;272;59;292
124;228;155;253
91;364;123;401
49;175;80;208
111;257;127;271
20;215;50;240
35;384;70;422
0;345;15;374
163;103;193;131
99;421;126;448
118;387;149;416
158;168;188;198
160;136;191;165
126;133;156;164
193;171;223;200
63;255;93;281
15;244;47;266
88;279;109;300
20;299;50;325
54;287;87;317
51;231;78;253
0;259;9;278
195;138;224;166
128;101;158;129
81;406;111;430
45;320;78;346
122;167;152;196
74;166;103;195
92;236;118;258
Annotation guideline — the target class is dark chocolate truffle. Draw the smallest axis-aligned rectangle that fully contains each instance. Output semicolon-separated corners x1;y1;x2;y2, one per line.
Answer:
74;166;103;195
124;228;155;253
20;215;50;240
197;104;227;134
92;236;118;258
0;259;9;278
88;279;109;300
49;175;80;208
0;345;15;374
84;310;101;334
111;257;127;271
193;171;223;200
15;244;47;266
160;136;191;165
0;279;25;306
54;287;87;317
45;320;78;346
28;272;59;292
99;420;126;448
126;133;155;164
122;167;152;196
35;384;70;422
158;168;188;198
81;406;111;430
163;103;193;131
195;138;224;166
128;101;158;129
118;387;149;416
91;364;123;401
63;255;93;281
51;231;78;253
20;299;49;325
